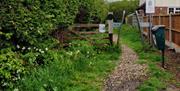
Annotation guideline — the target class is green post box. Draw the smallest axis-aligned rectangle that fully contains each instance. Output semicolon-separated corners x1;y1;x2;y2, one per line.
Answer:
152;25;165;68
152;25;165;50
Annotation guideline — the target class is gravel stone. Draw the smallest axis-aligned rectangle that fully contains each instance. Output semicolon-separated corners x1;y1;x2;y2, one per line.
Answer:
103;45;147;91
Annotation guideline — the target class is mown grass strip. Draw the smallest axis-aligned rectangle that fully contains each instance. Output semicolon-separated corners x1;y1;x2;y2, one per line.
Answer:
120;25;172;91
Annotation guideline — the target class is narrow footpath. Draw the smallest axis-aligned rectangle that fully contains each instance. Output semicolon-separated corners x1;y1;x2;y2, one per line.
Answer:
103;45;147;91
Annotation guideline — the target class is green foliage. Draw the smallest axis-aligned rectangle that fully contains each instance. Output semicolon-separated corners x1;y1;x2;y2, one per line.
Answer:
120;25;172;91
139;77;165;91
0;48;25;88
0;0;108;49
0;0;80;48
76;0;108;23
21;50;54;66
15;40;120;91
148;64;172;80
0;0;109;89
138;63;171;91
109;0;139;21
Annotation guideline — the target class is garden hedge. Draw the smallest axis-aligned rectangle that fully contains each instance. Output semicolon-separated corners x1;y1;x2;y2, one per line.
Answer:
0;0;108;89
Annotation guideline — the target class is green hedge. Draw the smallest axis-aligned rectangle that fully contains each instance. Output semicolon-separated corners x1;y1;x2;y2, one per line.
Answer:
0;0;108;48
0;0;108;89
76;0;108;23
109;0;139;21
0;0;80;48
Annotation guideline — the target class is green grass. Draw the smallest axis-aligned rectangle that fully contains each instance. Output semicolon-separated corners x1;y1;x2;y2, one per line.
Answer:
14;36;121;91
120;25;172;91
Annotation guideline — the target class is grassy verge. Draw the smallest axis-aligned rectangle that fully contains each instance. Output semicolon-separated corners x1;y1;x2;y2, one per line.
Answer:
14;34;120;91
120;25;172;91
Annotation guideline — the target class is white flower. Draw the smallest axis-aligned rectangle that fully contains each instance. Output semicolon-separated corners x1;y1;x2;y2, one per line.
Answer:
12;77;18;81
16;45;20;49
17;69;21;73
41;51;45;54
89;62;93;66
39;49;42;52
28;47;31;50
36;48;38;51
34;47;36;49
43;84;47;87
2;82;8;86
13;88;19;91
77;50;80;53
22;47;26;50
45;48;48;51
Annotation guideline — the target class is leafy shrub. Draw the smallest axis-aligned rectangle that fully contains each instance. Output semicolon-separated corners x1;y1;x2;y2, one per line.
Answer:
0;48;25;89
0;0;80;49
0;0;108;51
75;0;108;23
0;0;109;89
109;0;139;21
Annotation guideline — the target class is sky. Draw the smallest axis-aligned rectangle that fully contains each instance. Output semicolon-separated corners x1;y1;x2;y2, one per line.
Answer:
107;0;137;2
107;0;121;2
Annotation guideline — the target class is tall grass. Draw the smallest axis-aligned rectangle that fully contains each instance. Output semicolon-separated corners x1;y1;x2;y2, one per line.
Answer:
15;38;121;91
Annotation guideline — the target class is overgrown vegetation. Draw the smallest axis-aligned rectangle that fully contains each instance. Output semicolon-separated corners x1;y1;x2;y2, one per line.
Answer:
15;39;120;91
109;0;139;21
0;0;109;89
76;0;108;23
120;25;172;91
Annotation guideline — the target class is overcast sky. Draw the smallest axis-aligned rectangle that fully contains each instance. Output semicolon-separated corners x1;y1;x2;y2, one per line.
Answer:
107;0;137;2
107;0;121;2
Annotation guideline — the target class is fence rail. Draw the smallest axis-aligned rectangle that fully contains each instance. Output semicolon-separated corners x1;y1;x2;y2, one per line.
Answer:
126;14;180;53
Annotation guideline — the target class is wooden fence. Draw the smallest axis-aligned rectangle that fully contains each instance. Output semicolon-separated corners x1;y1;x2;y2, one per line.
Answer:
143;14;180;52
126;14;180;53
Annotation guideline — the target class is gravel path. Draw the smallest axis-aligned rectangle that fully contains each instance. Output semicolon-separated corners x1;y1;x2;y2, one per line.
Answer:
103;45;147;91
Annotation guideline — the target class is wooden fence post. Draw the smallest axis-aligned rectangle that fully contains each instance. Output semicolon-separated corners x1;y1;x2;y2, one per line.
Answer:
135;11;144;45
148;14;153;46
108;20;113;45
169;13;173;49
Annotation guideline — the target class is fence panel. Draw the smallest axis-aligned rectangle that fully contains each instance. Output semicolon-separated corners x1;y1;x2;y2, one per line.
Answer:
126;14;180;52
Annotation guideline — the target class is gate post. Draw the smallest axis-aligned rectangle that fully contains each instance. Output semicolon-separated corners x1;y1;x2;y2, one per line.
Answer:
169;13;173;49
107;12;114;45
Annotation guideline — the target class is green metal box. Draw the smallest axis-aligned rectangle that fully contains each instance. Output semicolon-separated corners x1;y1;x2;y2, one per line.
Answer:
152;25;165;50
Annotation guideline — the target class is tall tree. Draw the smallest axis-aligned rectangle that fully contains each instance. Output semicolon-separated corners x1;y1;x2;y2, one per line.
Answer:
109;0;139;21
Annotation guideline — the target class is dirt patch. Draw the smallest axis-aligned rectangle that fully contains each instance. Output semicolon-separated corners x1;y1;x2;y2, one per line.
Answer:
164;49;180;90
